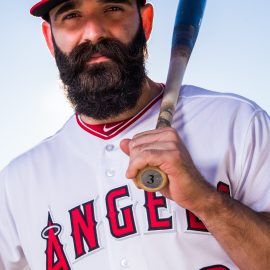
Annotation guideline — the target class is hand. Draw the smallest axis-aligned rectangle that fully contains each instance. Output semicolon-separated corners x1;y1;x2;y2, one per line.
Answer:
123;128;270;269
120;127;214;213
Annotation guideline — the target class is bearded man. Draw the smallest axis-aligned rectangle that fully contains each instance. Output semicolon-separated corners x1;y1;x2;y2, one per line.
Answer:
0;0;270;269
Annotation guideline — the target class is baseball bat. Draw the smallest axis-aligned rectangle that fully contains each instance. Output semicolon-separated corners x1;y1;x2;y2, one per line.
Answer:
135;0;207;192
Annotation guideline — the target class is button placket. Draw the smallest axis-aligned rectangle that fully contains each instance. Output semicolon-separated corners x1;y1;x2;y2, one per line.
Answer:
104;142;117;180
120;258;130;268
106;168;116;178
105;144;115;152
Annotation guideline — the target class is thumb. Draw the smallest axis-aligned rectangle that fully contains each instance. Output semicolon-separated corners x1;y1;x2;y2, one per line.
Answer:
120;139;131;156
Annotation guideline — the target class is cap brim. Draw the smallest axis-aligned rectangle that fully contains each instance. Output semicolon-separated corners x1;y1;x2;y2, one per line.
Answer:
30;0;70;17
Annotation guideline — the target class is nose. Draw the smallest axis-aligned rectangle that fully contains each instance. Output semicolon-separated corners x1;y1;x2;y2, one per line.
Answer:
81;17;107;44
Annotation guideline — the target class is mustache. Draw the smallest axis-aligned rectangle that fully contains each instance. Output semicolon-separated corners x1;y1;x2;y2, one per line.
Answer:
57;37;145;74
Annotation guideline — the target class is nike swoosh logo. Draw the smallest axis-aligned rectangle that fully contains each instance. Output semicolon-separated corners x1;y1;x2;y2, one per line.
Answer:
103;122;125;133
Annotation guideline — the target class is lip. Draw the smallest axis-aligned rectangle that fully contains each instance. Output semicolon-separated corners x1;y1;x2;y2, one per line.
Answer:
88;53;110;64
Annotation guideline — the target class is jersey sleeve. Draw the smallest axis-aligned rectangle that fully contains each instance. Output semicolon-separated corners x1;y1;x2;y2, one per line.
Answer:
0;167;29;270
236;110;270;212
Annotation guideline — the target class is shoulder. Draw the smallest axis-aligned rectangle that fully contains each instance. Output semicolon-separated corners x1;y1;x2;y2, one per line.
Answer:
1;115;76;182
182;85;261;108
174;85;270;144
180;85;268;118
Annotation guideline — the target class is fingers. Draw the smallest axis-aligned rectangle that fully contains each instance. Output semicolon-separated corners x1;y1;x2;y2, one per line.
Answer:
120;128;182;180
120;128;180;157
131;127;180;145
119;139;131;156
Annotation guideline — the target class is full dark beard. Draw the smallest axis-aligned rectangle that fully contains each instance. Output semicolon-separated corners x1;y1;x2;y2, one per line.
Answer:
53;23;147;120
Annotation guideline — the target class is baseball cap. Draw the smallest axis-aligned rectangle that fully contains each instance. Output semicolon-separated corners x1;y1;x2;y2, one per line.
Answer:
30;0;146;17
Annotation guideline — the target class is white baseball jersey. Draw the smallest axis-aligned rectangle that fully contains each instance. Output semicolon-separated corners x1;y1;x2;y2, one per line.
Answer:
1;85;270;270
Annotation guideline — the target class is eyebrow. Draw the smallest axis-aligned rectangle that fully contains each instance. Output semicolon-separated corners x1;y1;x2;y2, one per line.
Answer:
53;1;77;21
97;0;132;6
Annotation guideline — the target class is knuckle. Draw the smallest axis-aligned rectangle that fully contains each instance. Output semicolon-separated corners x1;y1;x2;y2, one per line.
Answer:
163;127;179;140
170;130;179;141
129;139;136;150
133;143;144;152
171;141;180;149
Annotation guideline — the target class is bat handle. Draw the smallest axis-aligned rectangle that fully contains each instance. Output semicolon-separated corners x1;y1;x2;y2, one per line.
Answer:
135;166;168;192
134;104;174;192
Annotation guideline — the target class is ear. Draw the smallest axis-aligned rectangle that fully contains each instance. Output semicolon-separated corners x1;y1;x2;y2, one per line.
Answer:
42;21;55;57
140;3;154;41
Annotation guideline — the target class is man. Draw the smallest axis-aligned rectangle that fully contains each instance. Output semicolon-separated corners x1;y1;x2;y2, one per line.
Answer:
0;0;269;269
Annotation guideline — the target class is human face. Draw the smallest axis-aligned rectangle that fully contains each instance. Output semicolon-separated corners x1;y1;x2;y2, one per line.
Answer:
42;0;154;120
52;21;147;120
48;0;143;56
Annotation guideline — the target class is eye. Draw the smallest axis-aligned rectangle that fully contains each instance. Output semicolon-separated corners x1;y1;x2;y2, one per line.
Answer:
105;6;123;13
63;12;81;20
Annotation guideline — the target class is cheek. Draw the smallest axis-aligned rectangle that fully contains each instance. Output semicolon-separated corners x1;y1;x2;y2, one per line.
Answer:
110;15;140;44
52;30;81;54
122;25;136;43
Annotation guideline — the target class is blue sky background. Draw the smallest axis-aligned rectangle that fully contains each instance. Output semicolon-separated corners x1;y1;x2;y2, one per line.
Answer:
1;0;270;170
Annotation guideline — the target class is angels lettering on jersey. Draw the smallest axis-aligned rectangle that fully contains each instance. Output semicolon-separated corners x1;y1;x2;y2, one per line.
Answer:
41;182;230;269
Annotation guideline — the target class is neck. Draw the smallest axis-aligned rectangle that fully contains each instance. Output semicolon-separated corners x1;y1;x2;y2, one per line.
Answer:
80;77;162;125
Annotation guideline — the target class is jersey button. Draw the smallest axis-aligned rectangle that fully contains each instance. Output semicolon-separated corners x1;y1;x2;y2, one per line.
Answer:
105;144;115;152
106;169;115;177
120;258;130;268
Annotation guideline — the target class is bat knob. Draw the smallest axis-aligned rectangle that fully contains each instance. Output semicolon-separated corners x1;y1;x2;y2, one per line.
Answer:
135;166;168;192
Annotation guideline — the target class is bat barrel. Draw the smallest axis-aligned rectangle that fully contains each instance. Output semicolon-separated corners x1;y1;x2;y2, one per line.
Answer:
173;0;207;53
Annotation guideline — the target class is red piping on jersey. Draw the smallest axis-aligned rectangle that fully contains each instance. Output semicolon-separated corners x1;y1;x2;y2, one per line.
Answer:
76;88;163;140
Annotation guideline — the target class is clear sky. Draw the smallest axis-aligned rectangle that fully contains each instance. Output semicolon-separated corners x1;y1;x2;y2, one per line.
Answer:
1;0;270;170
